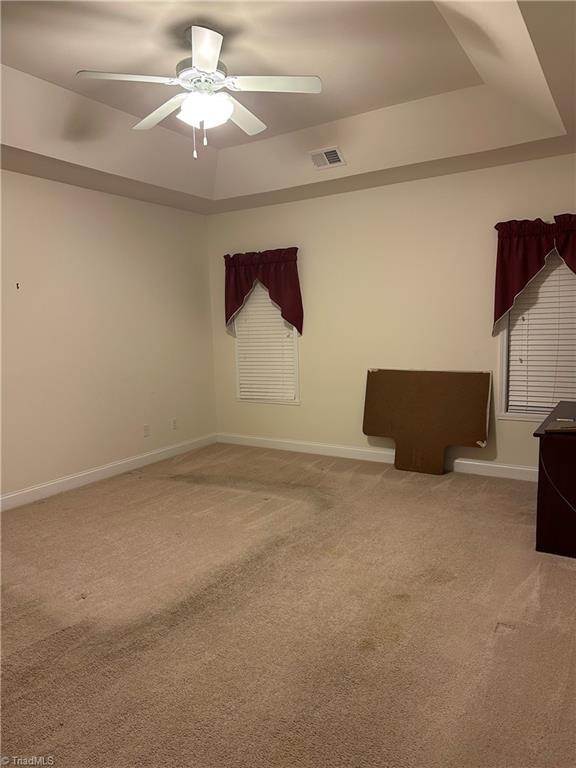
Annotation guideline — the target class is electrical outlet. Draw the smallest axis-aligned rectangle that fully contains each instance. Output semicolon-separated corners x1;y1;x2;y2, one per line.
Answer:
143;424;150;438
171;418;178;431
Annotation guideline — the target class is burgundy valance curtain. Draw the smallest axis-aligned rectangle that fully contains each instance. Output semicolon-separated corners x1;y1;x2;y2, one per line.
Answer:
493;213;576;333
224;247;304;334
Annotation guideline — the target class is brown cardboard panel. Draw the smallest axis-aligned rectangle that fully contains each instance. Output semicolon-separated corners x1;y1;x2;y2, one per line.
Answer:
363;369;491;474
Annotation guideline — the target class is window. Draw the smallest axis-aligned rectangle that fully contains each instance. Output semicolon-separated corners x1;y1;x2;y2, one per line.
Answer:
504;250;576;416
235;281;299;403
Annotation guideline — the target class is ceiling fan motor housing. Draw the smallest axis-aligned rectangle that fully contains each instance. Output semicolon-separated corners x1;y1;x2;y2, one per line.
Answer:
176;57;228;90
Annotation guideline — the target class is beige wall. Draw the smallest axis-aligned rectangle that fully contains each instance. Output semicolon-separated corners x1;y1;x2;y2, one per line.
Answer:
207;154;576;469
2;154;574;497
2;171;215;493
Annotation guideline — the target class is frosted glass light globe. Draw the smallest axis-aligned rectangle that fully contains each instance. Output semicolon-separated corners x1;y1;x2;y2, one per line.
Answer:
177;92;234;129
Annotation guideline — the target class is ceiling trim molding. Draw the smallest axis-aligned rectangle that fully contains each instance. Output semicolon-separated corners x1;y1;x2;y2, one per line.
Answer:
3;138;574;217
0;145;216;215
214;136;575;212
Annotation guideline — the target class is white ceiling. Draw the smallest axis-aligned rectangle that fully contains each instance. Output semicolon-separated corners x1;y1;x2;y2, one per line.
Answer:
1;1;482;147
1;1;573;209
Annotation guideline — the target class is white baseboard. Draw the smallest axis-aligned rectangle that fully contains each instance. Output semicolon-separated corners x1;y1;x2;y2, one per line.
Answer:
2;431;538;511
217;433;538;483
449;457;537;482
217;433;396;464
1;434;217;511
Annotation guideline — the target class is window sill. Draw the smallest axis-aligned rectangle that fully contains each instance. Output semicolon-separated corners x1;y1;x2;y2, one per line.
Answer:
497;411;544;423
236;398;301;406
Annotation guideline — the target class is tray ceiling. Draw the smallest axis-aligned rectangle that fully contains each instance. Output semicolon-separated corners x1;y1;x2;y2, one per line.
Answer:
1;1;482;147
1;1;573;210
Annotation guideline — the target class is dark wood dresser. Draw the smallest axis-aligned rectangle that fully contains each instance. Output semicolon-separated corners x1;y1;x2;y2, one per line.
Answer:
533;401;576;559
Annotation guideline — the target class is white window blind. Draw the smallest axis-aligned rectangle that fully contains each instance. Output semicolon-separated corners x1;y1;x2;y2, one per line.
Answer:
235;281;299;402
507;251;576;415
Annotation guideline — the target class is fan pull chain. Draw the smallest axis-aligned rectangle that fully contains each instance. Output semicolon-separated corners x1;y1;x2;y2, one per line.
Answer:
203;122;208;147
193;126;198;160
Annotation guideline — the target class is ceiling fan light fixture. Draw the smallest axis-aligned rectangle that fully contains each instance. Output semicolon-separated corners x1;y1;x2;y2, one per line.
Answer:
177;91;234;129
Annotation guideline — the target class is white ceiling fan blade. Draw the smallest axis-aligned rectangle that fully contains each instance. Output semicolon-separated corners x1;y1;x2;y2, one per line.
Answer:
227;75;322;94
191;26;223;74
228;97;266;136
132;93;187;130
77;70;179;85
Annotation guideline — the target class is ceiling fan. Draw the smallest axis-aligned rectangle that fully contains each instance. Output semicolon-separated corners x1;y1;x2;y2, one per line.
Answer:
77;26;322;157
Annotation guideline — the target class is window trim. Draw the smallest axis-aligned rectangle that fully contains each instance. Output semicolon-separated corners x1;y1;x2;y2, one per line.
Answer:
234;304;301;406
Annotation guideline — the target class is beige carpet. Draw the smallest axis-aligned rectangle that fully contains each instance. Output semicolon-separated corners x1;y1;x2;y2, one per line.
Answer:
2;444;575;768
